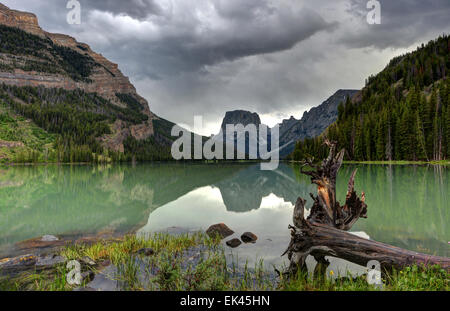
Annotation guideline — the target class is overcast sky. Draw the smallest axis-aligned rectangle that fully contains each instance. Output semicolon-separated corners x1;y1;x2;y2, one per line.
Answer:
3;0;450;135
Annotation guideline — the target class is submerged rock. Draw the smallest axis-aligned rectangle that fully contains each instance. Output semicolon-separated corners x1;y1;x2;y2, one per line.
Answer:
241;232;258;243
16;236;65;253
206;223;234;239
0;253;62;277
41;235;59;242
81;270;96;283
136;248;155;256
36;254;65;266
0;254;37;273
226;238;242;248
81;256;96;266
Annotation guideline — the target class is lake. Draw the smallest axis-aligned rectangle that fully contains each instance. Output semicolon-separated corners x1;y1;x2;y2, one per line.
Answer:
0;163;448;275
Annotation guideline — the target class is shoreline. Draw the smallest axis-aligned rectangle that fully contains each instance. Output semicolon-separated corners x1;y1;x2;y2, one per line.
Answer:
1;159;449;166
288;160;450;165
1;232;447;291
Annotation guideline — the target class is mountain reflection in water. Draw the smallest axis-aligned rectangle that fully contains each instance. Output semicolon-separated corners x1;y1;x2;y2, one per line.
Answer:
0;163;448;270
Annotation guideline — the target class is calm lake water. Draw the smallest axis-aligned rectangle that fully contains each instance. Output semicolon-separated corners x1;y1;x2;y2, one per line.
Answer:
0;163;448;274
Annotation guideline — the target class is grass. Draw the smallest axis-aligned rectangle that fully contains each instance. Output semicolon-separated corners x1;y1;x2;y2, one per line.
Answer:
0;262;89;291
343;160;450;165
277;265;449;291
61;232;220;266
0;233;448;291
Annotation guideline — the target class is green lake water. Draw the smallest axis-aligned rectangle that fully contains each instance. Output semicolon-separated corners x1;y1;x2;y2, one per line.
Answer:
0;163;448;272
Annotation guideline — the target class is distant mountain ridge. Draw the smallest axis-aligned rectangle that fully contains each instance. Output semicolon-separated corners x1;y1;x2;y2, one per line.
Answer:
277;89;359;156
216;90;358;158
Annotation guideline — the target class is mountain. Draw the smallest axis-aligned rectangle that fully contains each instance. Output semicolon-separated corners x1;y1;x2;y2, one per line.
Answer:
220;110;262;131
216;110;266;158
217;90;358;159
291;35;450;162
0;4;176;163
278;89;358;157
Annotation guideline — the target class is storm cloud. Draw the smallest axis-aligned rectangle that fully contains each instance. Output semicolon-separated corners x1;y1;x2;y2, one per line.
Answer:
2;0;450;134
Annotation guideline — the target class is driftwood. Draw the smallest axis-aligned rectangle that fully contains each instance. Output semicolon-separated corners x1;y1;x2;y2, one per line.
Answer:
283;140;450;276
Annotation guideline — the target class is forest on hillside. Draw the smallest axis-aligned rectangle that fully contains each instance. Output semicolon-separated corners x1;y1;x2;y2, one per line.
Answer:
0;84;172;163
291;35;450;162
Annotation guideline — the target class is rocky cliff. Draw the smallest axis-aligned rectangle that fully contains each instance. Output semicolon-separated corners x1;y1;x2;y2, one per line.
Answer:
217;90;358;158
0;3;156;152
220;110;261;131
278;89;359;157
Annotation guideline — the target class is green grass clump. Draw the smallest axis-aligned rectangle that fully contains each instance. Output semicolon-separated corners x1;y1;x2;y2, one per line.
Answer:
386;265;449;291
278;264;448;291
2;233;448;291
0;263;89;291
61;232;220;266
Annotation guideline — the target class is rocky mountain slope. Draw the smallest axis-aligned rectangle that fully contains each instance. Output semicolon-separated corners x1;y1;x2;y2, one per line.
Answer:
220;110;262;131
216;110;268;158
277;89;358;157
0;3;175;162
217;90;358;159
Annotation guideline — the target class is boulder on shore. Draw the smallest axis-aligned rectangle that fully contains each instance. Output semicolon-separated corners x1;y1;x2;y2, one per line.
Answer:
241;232;258;243
226;238;242;248
41;235;59;242
206;223;234;239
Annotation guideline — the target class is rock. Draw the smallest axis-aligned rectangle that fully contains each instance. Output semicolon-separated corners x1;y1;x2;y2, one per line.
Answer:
226;238;242;248
100;259;111;267
136;248;155;256
36;254;65;267
277;89;359;157
220;110;261;131
41;235;59;242
16;236;65;252
81;256;96;266
0;254;37;276
218;110;263;157
81;270;96;283
0;254;36;268
206;223;234;239
241;232;258;243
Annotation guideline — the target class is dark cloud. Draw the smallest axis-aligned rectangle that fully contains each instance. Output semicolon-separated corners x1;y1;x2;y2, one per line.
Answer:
76;1;335;78
83;0;163;19
342;0;450;49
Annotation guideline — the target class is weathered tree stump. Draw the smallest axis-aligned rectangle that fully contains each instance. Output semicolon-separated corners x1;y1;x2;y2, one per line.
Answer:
283;140;450;276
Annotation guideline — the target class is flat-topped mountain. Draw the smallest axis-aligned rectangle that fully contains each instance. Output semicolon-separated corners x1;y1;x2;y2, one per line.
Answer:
220;110;261;131
0;4;176;162
216;110;264;157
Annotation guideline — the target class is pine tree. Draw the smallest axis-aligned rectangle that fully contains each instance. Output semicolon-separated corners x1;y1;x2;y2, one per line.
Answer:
415;110;428;160
354;117;364;160
375;112;386;160
445;104;450;158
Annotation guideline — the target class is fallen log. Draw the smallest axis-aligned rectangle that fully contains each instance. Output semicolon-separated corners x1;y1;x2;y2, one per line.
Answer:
283;140;450;275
